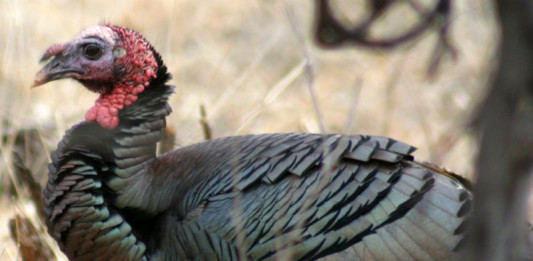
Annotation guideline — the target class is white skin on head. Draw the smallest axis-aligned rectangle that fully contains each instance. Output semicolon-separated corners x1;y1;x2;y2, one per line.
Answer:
49;26;124;93
35;25;154;129
75;26;117;44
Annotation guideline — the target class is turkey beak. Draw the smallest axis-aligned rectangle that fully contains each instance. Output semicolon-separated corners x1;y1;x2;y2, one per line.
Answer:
33;55;83;87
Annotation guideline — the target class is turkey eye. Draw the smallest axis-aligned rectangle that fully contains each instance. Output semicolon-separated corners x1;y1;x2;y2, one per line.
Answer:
83;44;102;60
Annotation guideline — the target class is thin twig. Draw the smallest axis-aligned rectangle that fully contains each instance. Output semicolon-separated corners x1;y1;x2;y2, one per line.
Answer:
234;60;306;134
381;61;402;135
285;1;326;133
315;0;457;78
342;77;363;134
431;118;469;166
209;31;280;119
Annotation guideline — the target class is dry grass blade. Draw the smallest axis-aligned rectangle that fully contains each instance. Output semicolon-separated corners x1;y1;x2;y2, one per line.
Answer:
9;215;54;261
342;78;363;134
431;119;469;165
11;151;45;222
234;60;306;134
380;62;402;135
285;1;326;133
209;32;280;119
0;0;498;259
199;104;213;140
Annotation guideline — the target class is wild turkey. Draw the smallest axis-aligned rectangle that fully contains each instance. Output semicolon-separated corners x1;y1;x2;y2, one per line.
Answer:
34;25;472;260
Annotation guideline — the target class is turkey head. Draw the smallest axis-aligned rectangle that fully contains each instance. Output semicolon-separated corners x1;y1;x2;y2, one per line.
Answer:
34;25;159;129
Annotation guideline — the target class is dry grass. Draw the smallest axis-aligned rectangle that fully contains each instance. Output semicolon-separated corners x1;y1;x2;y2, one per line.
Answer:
0;0;498;260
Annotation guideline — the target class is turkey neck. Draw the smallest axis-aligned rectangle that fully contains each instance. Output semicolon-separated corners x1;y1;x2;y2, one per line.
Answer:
57;58;174;213
104;63;175;213
43;52;174;259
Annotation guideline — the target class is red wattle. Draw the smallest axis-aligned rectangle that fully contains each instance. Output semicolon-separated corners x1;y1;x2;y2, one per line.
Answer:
84;25;160;130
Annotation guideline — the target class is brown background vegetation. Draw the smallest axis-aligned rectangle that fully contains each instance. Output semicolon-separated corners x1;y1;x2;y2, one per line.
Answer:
0;0;498;260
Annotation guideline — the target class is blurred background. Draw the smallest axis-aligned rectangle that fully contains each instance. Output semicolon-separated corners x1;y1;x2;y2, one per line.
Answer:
0;0;497;260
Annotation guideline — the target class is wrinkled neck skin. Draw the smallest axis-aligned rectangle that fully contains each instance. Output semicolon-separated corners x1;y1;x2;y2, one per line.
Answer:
84;25;160;130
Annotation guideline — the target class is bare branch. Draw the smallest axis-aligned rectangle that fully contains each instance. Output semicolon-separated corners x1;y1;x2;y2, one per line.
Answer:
314;0;456;77
463;0;533;259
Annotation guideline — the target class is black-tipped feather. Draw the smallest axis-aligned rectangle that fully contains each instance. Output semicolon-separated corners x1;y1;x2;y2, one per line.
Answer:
43;27;479;261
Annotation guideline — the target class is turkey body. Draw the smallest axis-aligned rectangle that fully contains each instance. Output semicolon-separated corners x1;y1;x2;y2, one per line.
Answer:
37;25;471;261
152;133;471;261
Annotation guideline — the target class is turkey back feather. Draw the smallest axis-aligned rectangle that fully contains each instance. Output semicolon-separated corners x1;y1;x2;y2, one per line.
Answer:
148;133;471;260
